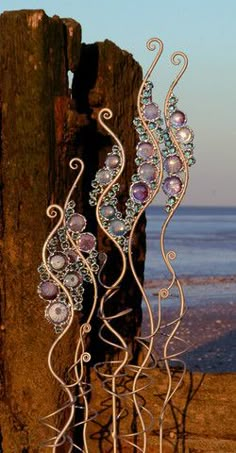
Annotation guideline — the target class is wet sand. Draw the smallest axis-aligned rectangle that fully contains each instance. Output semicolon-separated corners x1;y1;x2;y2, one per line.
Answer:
142;276;236;373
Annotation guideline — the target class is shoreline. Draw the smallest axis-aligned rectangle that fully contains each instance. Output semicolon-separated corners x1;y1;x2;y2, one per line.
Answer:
144;274;236;288
141;276;236;373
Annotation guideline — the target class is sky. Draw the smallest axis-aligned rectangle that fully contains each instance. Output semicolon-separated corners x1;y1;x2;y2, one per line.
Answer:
1;0;236;206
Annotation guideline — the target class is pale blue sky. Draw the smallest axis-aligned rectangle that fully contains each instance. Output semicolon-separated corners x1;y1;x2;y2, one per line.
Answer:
1;0;236;206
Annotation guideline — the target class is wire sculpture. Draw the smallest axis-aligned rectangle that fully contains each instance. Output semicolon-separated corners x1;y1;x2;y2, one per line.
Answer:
38;37;196;452
38;159;99;451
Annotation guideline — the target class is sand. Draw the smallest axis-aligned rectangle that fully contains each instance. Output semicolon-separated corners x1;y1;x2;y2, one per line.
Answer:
142;276;236;373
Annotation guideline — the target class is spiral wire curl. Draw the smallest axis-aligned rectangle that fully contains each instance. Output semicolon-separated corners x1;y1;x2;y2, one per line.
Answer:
40;205;76;450
127;37;165;452
39;159;98;452
94;108;133;453
93;107;161;451
158;51;190;452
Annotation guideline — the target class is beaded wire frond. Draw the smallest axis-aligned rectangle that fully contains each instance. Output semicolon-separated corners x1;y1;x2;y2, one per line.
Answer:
38;37;196;452
38;159;99;450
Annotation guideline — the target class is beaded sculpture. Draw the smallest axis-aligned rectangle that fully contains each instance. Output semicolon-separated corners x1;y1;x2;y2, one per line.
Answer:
38;37;196;452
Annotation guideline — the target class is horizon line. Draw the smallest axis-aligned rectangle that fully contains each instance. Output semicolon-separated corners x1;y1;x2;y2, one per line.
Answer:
150;204;235;209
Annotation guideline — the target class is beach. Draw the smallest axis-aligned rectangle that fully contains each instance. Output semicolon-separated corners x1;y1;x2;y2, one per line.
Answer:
143;206;236;373
142;277;235;372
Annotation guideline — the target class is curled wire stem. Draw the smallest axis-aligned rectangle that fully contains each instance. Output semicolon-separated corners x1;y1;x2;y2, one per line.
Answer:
158;50;189;453
64;159;98;452
64;158;98;324
95;106;156;451
41;158;98;451
96;108;130;453
137;38;164;179
41;205;75;451
137;38;164;115
127;38;165;452
64;157;85;210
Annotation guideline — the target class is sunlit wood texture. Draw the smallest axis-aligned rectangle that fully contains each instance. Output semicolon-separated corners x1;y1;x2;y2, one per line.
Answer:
87;369;236;452
0;10;143;451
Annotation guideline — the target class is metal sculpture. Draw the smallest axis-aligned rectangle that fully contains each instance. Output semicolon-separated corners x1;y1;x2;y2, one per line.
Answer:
38;37;196;452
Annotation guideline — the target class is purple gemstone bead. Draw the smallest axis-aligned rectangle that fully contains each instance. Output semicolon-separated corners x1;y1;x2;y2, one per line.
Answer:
78;233;96;252
49;252;67;271
96;168;112;185
45;301;70;325
136;142;155;160
130;182;150;203
139;163;157;183
109;219;126;237
163;176;182;196
164;155;182;174
175;127;193;144
100;204;116;220
67;249;79;262
67;213;86;233
170;110;186;128
143;103;160;121
105;154;120;169
39;281;59;300
64;271;83;288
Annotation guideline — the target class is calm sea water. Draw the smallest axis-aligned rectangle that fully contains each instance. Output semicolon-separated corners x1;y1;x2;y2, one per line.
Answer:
145;206;236;306
145;206;236;280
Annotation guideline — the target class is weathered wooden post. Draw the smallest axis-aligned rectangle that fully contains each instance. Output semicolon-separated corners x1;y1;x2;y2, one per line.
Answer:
0;9;143;451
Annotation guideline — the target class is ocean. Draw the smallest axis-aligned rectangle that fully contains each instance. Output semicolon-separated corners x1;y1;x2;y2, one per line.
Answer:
144;206;236;307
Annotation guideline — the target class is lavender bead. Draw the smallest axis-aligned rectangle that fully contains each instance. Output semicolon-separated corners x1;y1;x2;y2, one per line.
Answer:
143;102;160;121
67;213;86;233
78;233;96;252
96;169;112;185
109;219;126;237
64;272;83;288
130;182;150;203
136;142;155;160
163;176;182;196
100;204;116;220
139;163;157;183
49;252;67;271
45;301;70;324
164;155;182;174
175;127;193;144
67;249;79;262
170;110;186;128
105;154;120;169
39;281;59;300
